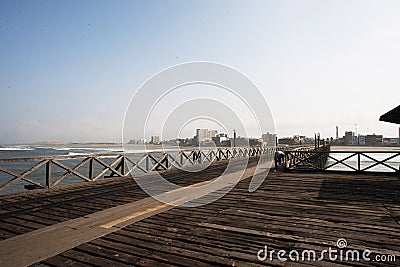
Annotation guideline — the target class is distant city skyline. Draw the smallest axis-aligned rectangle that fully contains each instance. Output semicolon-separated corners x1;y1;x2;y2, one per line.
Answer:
1;1;400;144
128;126;400;143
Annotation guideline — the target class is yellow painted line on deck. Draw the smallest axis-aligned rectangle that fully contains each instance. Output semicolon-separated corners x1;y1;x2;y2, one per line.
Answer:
100;170;247;229
100;197;184;229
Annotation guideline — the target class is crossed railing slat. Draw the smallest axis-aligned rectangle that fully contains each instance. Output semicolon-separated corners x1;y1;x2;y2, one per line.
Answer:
0;160;48;191
285;149;400;173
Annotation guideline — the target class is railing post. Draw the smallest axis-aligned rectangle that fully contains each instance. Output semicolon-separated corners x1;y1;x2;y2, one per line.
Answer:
121;156;126;176
290;152;293;167
398;154;400;174
358;153;361;172
146;155;150;171
319;154;322;169
89;157;94;180
284;152;287;170
46;160;51;188
180;152;184;166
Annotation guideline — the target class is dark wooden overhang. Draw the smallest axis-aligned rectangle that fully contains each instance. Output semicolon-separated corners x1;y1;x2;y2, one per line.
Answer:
379;105;400;125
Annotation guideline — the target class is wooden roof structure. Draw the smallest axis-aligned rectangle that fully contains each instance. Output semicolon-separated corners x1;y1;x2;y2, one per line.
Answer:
379;105;400;124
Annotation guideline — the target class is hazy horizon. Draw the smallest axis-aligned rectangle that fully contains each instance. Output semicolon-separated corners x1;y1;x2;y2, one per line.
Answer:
1;1;400;144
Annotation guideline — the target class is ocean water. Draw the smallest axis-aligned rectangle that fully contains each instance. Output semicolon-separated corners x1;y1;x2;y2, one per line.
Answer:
0;144;178;195
0;144;172;159
326;146;400;172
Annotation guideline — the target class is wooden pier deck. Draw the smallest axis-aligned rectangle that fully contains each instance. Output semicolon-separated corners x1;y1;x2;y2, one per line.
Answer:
0;158;399;266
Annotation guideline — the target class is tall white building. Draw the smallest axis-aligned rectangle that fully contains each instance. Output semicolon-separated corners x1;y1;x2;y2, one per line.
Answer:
262;132;276;146
195;129;217;145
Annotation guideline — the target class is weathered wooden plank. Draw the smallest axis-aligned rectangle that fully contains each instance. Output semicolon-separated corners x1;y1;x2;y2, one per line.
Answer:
108;225;279;264
1;216;48;230
76;242;176;267
0;220;35;235
148;210;400;248
30;262;53;267
0;156;399;266
48;249;130;267
98;233;254;267
0;229;15;240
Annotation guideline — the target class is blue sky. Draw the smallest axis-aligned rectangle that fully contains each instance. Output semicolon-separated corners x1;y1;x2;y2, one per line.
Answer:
1;0;400;144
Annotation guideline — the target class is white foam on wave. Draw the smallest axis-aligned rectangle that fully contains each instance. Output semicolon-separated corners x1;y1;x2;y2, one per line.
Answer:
122;148;177;154
56;147;100;151
0;147;34;151
67;152;94;156
56;147;124;152
66;152;122;159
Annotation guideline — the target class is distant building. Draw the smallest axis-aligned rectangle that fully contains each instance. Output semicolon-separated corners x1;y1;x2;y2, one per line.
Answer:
302;137;315;145
195;129;208;144
336;126;339;140
383;138;391;146
391;138;399;146
233;136;262;147
344;131;355;145
207;130;217;139
175;138;194;146
278;135;313;145
358;135;366;145
383;138;399;146
353;136;359;145
150;136;160;144
262;132;276;146
212;133;230;146
195;129;217;145
249;138;262;147
365;134;383;146
278;137;295;145
128;139;147;144
293;135;301;144
336;137;344;145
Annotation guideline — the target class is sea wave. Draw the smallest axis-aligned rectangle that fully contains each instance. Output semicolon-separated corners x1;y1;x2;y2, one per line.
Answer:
56;147;102;151
67;152;94;156
56;147;124;152
0;147;34;151
65;152;125;160
122;148;177;154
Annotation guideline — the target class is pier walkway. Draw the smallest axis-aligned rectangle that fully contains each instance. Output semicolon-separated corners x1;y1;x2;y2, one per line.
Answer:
0;157;399;266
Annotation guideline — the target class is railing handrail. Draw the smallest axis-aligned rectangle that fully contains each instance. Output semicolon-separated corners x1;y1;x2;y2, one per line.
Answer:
286;150;400;153
0;145;305;163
